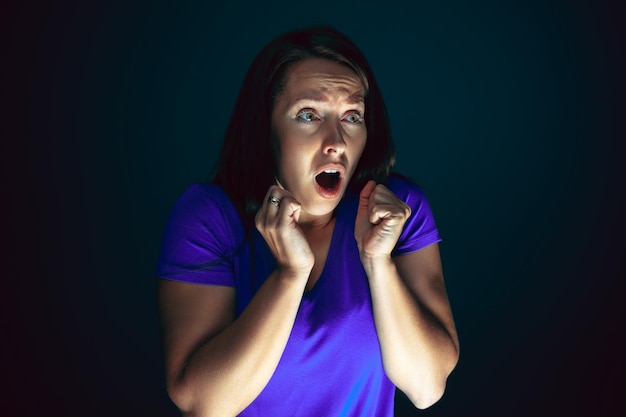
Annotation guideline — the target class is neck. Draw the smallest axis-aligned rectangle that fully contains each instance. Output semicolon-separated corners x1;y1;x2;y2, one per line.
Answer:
298;210;336;233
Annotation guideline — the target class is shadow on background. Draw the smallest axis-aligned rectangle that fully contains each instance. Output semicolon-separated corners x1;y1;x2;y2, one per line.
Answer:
2;0;624;415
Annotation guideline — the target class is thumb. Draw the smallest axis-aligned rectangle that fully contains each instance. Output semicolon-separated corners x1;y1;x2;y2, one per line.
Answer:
359;180;377;205
355;180;376;241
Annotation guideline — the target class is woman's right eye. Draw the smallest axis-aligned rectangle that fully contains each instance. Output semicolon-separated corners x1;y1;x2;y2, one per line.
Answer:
296;109;318;123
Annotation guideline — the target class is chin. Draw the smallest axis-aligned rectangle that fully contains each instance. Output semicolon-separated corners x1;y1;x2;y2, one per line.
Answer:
305;194;343;217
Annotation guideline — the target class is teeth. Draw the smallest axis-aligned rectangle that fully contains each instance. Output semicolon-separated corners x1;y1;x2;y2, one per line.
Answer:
323;170;339;174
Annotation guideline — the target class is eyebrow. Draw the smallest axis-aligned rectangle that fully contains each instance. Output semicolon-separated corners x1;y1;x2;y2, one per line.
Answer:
289;92;365;106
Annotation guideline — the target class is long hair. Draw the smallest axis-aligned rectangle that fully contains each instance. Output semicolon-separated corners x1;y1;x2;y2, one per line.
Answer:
212;26;395;228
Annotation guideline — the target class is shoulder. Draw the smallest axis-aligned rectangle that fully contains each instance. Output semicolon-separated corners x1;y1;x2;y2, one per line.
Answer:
156;183;244;284
384;173;430;206
170;183;239;222
385;174;441;255
174;183;234;212
164;183;245;251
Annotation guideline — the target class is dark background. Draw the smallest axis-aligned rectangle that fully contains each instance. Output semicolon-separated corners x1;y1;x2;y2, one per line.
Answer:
3;0;625;416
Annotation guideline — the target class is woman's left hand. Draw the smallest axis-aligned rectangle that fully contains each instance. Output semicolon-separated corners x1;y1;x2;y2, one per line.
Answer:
354;180;412;260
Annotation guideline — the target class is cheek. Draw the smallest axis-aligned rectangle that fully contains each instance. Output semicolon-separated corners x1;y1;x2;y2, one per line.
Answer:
277;145;307;187
273;127;296;177
352;132;367;161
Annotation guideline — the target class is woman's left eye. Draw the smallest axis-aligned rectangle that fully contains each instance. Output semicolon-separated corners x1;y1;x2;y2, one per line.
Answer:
344;112;363;124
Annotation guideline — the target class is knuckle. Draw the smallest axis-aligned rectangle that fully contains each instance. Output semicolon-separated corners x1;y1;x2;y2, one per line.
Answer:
265;185;280;200
282;196;299;209
401;202;411;217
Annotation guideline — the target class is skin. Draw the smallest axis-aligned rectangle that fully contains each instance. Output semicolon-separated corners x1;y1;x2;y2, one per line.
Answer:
158;58;459;417
355;181;459;407
265;58;368;289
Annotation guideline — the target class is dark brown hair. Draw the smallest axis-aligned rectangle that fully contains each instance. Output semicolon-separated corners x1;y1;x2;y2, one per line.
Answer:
212;26;395;226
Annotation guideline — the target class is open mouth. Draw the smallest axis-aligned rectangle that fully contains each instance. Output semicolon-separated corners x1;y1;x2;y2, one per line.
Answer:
315;170;341;191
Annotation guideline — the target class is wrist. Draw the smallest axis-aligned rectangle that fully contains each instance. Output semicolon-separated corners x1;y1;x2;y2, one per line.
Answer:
276;264;313;281
359;252;393;273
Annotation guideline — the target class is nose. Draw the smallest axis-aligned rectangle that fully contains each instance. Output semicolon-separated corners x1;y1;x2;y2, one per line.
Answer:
322;121;346;155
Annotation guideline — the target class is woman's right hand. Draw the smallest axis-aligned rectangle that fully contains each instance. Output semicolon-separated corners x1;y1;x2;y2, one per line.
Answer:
255;185;314;275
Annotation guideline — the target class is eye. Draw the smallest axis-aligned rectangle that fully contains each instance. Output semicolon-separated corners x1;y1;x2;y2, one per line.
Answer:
296;109;319;123
343;111;364;124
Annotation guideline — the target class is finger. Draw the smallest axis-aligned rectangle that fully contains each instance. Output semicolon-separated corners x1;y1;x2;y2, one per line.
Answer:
376;190;411;220
264;185;282;206
290;199;302;223
263;185;280;201
254;207;264;231
359;180;377;203
259;185;283;224
267;194;282;209
276;195;302;226
366;184;387;221
275;176;287;191
371;199;412;227
369;204;392;225
369;185;411;216
367;183;393;204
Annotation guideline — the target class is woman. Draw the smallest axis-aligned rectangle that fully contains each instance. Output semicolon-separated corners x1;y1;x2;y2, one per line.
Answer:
156;26;459;416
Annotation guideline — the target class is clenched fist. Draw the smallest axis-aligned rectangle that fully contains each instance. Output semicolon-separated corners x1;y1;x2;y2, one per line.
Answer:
255;185;315;275
354;180;411;261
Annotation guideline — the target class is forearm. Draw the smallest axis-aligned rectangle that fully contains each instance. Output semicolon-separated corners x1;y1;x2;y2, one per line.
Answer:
171;268;308;416
362;256;459;408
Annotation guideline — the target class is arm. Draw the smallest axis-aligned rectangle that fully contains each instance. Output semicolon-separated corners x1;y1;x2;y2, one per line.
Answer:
355;181;459;409
158;186;313;417
159;269;307;417
361;244;459;409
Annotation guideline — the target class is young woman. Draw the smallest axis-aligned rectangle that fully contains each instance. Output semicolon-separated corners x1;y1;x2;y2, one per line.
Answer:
156;26;459;417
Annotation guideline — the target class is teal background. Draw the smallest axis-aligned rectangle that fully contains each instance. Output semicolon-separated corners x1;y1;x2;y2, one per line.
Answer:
3;0;625;415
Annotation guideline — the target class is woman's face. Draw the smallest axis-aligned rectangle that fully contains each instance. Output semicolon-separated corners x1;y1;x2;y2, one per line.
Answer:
271;58;367;221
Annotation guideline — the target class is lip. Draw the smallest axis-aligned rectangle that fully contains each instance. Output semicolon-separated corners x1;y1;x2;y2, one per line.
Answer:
314;163;346;199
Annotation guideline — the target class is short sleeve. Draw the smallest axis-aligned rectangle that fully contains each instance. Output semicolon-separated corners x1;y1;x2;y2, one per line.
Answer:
386;176;442;256
155;184;244;286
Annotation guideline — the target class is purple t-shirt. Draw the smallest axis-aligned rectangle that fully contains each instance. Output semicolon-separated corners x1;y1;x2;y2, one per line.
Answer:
156;175;441;416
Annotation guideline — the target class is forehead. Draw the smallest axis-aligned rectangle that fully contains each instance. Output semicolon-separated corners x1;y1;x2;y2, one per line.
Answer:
278;58;365;105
